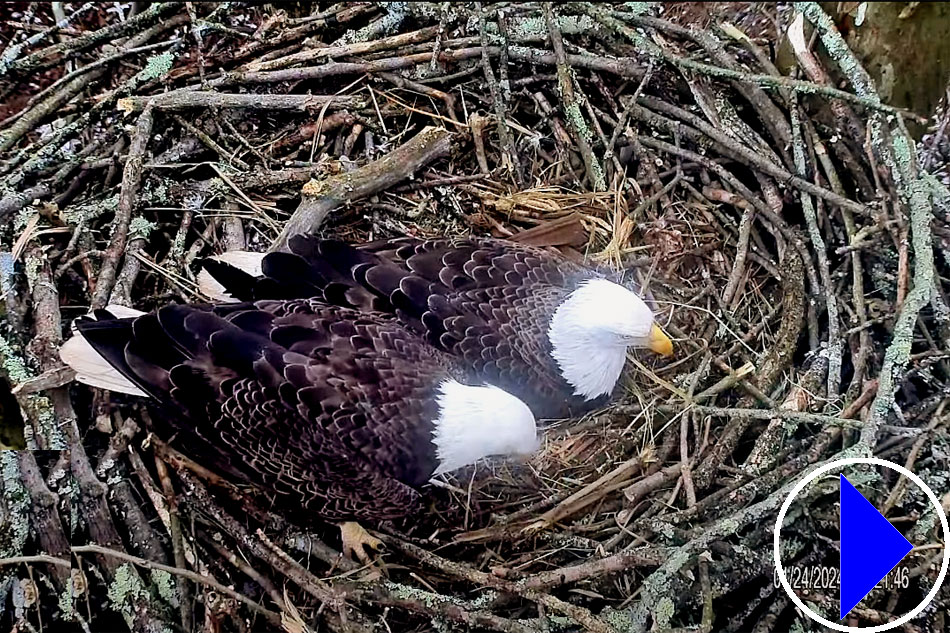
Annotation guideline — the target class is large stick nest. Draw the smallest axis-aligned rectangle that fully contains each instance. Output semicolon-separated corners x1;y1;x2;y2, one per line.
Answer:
2;3;950;632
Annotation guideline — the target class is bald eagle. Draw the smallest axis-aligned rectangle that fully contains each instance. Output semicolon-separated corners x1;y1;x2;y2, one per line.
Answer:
200;236;673;419
60;299;538;560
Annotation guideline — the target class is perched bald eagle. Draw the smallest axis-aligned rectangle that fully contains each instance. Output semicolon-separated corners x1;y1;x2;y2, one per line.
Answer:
200;236;674;419
59;299;538;560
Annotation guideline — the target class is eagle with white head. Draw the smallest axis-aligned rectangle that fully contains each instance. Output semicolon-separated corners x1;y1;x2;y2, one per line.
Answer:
200;236;674;419
60;299;538;561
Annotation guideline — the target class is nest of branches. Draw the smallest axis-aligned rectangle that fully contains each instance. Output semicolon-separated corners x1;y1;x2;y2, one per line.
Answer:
2;2;950;632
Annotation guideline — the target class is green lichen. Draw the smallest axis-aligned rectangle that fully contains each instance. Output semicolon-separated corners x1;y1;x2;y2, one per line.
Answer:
14;207;34;232
790;618;808;633
140;178;170;206
205;176;232;198
493;15;597;41
128;217;157;240
0;332;66;447
0;452;29;558
107;564;150;621
23;255;40;288
621;2;657;14
0;335;31;384
385;581;465;609
560;99;606;190
468;589;498;610
384;581;500;617
31;400;65;449
151;569;177;606
406;1;442;22
601;607;634;632
539;614;575;630
653;596;676;630
58;584;74;620
63;193;119;225
140;51;175;81
168;228;187;261
339;2;408;45
563;102;591;144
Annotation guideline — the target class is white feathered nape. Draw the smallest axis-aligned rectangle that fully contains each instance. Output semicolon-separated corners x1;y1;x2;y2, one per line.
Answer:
59;305;147;396
430;380;539;477
196;251;265;302
547;278;655;400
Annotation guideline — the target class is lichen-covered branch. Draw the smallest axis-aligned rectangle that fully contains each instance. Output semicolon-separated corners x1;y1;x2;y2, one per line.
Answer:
544;3;606;191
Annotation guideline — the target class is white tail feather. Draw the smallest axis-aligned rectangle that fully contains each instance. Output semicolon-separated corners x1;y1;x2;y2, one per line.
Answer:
59;305;148;397
196;251;265;303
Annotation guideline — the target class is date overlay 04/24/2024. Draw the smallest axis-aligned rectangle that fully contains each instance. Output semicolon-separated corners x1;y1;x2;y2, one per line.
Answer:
774;565;911;592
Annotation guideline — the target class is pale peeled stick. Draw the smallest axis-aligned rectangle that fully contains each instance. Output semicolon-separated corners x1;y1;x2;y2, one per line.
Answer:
196;251;265;302
59;305;148;396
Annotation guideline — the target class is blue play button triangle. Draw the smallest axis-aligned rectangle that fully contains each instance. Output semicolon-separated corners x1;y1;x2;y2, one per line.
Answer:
840;474;913;619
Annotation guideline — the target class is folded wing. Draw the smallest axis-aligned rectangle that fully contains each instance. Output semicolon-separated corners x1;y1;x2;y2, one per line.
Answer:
68;300;453;520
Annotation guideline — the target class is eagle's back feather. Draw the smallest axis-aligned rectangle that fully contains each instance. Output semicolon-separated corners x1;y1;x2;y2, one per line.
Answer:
73;300;467;521
205;237;605;418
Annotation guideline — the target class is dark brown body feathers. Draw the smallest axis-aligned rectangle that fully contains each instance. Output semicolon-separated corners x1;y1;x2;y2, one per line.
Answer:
203;236;606;418
76;299;458;522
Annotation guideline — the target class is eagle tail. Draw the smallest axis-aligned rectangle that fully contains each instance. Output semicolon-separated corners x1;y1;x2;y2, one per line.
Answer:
60;307;149;396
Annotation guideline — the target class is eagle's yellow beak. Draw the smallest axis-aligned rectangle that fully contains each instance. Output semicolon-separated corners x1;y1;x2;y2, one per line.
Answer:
646;324;673;357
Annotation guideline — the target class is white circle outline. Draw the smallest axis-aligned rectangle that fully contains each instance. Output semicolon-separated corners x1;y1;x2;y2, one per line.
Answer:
774;457;950;632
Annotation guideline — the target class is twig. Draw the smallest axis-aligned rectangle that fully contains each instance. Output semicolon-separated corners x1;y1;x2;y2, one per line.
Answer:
71;544;283;626
580;4;914;118
246;25;442;72
0;2;97;75
154;455;193;632
477;3;523;185
517;548;665;591
469;114;492;174
9;366;74;396
379;534;619;633
790;104;842;398
545;3;606;191
13;452;70;589
694;250;804;489
0;185;51;224
0;38;178;145
0;554;70;568
623;10;792;155
604;62;654;166
529;455;644;529
174;471;347;613
201;535;287;614
118;91;362;113
719;204;754;306
92;104;153;309
178;46;647;92
4;2;181;76
631;96;870;217
359;582;536;633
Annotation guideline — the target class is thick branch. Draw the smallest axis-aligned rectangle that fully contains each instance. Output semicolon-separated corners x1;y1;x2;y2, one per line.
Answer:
117;91;362;113
271;126;455;251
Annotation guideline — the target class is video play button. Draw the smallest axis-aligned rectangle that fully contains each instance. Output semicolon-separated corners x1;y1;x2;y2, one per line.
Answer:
775;457;950;631
839;474;913;619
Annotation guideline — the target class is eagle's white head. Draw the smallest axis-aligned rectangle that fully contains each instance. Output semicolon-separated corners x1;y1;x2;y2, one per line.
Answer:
548;278;673;401
430;380;539;477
